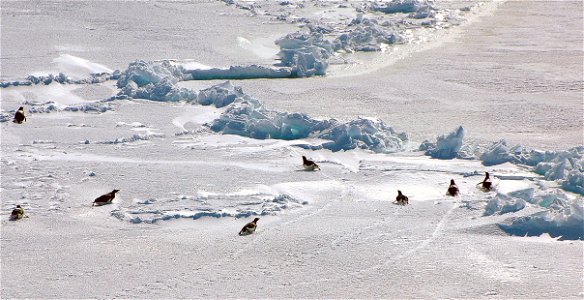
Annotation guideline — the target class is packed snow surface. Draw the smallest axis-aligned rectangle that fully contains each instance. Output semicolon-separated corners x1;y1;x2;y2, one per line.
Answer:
1;0;583;298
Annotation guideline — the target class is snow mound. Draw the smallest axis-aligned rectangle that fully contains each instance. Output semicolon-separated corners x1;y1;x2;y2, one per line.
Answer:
111;189;306;224
52;54;113;80
483;193;526;216
422;126;464;159
499;198;584;240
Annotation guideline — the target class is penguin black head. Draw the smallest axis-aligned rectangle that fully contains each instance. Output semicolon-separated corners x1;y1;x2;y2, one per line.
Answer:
112;189;120;194
450;179;456;185
253;218;260;223
16;205;21;208
397;190;402;195
18;107;24;111
485;172;490;178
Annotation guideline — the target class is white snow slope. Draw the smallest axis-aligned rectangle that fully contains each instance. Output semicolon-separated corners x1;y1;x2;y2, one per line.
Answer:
1;0;583;299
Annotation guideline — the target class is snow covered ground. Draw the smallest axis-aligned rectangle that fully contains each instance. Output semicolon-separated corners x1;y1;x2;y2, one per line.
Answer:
1;0;583;298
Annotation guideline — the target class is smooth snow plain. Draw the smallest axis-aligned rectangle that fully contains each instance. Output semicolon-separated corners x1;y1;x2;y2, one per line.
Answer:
1;0;583;299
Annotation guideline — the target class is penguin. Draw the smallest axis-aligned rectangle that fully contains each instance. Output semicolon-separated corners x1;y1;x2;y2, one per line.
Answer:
447;179;459;196
93;189;119;206
239;217;259;236
10;205;25;221
480;172;492;191
396;190;408;205
13;107;26;124
302;156;320;171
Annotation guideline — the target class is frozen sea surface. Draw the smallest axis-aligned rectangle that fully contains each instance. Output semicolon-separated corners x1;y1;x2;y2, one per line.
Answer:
1;0;583;299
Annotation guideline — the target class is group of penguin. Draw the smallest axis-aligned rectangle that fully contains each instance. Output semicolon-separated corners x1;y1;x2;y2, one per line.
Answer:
6;107;494;236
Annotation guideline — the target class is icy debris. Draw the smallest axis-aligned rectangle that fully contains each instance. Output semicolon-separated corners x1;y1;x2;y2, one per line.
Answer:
421;129;583;195
480;142;584;195
480;140;515;166
197;81;252;108
116;60;181;88
371;0;435;15
276;31;332;77
0;112;13;122
319;118;408;153
116;122;146;128
483;193;526;216
422;126;464;159
336;15;405;52
209;99;333;140
63;103;112;113
25;101;112;114
206;83;407;152
111;191;305;224
184;65;292;80
97;132;164;144
499;197;584;240
0;71;121;88
118;77;407;152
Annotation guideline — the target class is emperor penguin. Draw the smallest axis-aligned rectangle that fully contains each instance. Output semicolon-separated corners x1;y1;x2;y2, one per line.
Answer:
13;107;26;124
480;172;492;191
93;189;120;206
302;156;320;171
10;205;25;221
396;190;409;205
447;179;459;196
239;218;259;236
